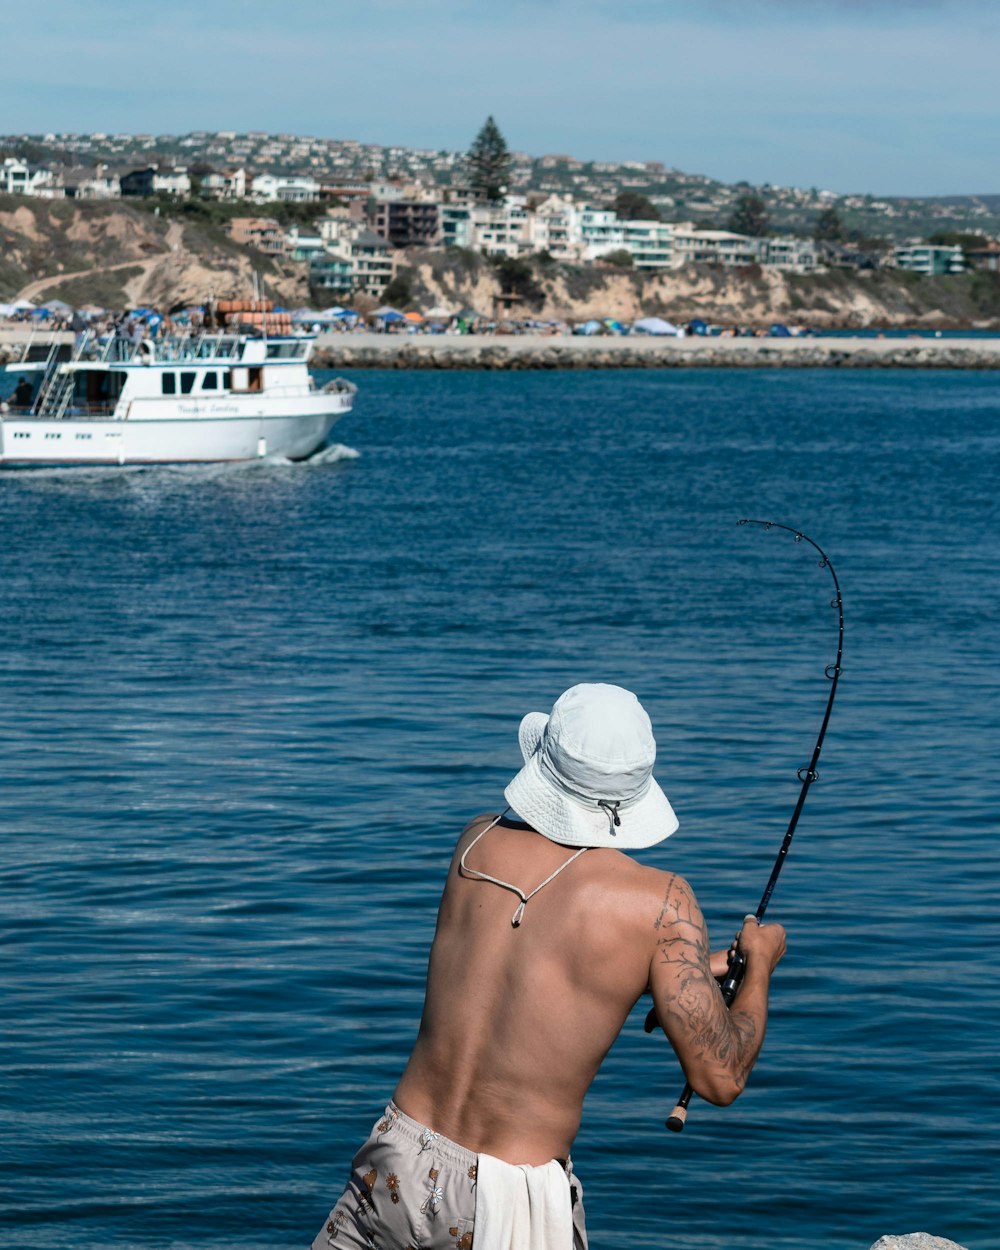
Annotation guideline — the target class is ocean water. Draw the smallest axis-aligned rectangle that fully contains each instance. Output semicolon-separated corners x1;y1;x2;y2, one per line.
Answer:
0;367;997;1250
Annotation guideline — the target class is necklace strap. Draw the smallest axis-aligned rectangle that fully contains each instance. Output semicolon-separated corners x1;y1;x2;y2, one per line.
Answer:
459;809;589;928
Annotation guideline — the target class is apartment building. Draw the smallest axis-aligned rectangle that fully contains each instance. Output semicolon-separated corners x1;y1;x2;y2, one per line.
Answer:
893;244;965;275
370;199;441;248
670;228;762;268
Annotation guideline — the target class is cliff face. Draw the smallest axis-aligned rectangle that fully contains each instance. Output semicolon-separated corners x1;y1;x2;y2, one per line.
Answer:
404;251;1000;328
0;196;309;308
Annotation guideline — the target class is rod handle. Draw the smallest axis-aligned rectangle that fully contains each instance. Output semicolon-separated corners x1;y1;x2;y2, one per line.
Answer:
660;951;748;1132
666;1086;692;1132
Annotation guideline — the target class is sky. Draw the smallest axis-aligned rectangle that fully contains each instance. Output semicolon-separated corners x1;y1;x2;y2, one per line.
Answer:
2;0;998;197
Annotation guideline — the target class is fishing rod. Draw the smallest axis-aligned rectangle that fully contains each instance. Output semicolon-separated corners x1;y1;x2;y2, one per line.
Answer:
644;519;844;1132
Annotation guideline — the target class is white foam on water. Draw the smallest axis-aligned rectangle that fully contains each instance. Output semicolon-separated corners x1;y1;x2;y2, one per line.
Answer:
302;442;361;465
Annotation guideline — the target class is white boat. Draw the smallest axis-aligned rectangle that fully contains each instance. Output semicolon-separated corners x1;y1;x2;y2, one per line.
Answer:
0;330;355;467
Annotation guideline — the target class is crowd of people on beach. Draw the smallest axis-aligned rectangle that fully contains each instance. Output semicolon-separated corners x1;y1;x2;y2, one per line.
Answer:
0;296;819;342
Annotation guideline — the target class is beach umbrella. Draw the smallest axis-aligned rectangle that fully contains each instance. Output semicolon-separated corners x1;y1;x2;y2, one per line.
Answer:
404;311;424;323
688;318;708;335
12;298;36;310
41;298;73;315
425;305;456;319
576;320;603;336
770;323;792;337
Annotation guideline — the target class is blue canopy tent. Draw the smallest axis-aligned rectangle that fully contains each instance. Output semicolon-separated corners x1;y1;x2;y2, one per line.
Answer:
770;323;792;337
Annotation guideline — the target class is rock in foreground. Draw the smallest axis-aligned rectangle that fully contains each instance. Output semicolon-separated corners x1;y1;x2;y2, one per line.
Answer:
870;1235;969;1250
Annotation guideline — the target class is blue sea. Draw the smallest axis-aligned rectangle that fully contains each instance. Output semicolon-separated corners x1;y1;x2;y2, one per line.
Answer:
0;368;997;1250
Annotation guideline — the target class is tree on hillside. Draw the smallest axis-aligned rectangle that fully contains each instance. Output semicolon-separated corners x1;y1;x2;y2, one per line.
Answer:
928;231;990;258
468;116;512;204
814;206;844;241
611;191;660;221
728;193;770;237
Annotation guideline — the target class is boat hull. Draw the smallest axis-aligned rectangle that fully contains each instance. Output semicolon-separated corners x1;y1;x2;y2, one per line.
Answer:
0;404;348;466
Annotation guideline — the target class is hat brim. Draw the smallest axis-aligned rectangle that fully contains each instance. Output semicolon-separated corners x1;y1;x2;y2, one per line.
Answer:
506;712;678;851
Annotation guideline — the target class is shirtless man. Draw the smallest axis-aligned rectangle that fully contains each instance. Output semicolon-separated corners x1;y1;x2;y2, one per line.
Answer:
313;683;786;1250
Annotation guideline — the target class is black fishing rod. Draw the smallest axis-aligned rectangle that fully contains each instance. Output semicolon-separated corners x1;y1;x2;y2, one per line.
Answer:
644;519;844;1132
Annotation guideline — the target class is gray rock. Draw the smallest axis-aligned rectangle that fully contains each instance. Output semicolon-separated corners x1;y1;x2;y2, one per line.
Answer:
869;1235;969;1250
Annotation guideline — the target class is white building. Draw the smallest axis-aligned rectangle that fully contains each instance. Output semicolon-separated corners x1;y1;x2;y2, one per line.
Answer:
619;220;674;269
153;167;191;198
527;195;582;260
1;157;57;197
310;217;395;296
250;172;320;203
468;198;531;258
760;236;819;273
893;243;965;276
670;227;763;268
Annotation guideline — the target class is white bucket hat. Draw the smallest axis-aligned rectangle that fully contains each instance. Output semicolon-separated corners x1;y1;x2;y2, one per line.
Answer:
504;683;678;850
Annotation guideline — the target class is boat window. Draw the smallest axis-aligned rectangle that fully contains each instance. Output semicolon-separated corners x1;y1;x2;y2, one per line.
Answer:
180;372;196;394
228;366;263;393
202;372;218;390
162;372;177;395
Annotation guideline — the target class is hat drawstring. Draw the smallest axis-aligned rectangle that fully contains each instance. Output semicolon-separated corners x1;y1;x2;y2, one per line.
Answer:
597;799;621;835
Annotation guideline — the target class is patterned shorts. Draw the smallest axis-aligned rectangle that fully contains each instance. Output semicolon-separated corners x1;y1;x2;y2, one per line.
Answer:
311;1101;588;1250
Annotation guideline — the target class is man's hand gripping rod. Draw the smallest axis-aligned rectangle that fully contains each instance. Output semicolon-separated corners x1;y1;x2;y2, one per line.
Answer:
643;520;844;1131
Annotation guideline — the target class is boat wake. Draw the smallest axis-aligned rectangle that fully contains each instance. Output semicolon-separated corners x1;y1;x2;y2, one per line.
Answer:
297;441;361;466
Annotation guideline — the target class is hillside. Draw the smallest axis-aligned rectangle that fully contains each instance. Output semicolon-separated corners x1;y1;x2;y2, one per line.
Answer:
0;195;309;308
401;250;1000;329
3;197;1000;327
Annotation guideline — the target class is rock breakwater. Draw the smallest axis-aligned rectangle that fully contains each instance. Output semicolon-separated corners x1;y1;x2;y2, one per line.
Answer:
311;333;1000;371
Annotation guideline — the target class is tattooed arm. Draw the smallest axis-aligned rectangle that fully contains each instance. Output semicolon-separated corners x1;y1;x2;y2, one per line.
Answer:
648;873;786;1105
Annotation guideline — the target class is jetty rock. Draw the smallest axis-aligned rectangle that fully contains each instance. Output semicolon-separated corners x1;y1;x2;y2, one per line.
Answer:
869;1235;969;1250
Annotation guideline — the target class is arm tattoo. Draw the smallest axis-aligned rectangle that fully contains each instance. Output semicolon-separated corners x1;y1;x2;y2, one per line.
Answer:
653;877;758;1090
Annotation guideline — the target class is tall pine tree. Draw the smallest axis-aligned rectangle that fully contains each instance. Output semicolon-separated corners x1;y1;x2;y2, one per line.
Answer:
467;116;512;205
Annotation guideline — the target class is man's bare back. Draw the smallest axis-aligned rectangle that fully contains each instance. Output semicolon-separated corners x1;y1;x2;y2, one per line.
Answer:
314;684;786;1250
393;813;786;1166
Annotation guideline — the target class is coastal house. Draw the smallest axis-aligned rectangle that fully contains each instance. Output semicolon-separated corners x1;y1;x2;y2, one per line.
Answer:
619;219;674;269
893;243;965;275
965;240;1000;272
760;236;820;273
527;195;582;260
284;226;326;262
120;165;192;198
579;208;626;259
250;172;321;203
228;217;286;256
309;254;354;297
439;204;473;249
60;163;122;199
198;166;247;200
0;157;57;197
469;198;531;258
346;229;395;296
310;219;395;296
670;227;762;268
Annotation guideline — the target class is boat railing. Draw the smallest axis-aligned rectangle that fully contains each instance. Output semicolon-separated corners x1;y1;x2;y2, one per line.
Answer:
97;333;250;365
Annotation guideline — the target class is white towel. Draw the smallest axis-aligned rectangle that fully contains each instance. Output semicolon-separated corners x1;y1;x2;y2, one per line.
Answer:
473;1151;573;1250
